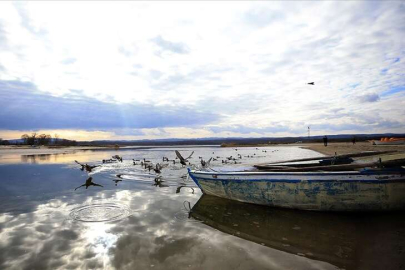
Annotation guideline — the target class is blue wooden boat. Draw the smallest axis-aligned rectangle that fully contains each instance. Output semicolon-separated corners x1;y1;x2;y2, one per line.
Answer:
188;166;405;211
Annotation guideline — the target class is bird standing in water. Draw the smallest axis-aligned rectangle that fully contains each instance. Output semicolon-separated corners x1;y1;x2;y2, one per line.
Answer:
153;163;168;174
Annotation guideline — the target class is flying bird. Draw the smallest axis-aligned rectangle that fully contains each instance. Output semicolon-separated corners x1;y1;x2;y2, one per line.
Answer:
75;160;100;172
200;157;213;168
175;150;194;166
307;82;315;85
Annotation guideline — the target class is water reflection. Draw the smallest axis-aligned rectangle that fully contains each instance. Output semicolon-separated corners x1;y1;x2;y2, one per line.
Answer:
153;176;169;188
69;202;132;222
21;153;52;163
176;185;195;194
112;179;123;186
74;177;104;190
191;195;405;270
16;152;104;164
6;146;390;269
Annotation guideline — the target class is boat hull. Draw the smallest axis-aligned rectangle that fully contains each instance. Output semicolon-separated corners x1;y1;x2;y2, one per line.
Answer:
188;169;405;211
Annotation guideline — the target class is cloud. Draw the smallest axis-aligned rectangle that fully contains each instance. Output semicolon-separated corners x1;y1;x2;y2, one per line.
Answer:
0;2;404;138
151;35;189;54
314;118;403;133
0;80;220;130
109;128;146;137
356;93;380;103
13;2;47;37
118;46;132;57
208;125;292;135
61;57;76;65
149;69;163;80
0;20;7;48
150;65;230;92
244;7;285;27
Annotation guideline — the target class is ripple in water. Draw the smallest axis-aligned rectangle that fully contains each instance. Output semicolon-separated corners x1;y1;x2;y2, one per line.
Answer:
174;210;202;223
69;203;131;222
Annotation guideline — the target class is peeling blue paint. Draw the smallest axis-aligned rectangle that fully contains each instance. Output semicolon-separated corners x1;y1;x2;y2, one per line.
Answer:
189;170;405;211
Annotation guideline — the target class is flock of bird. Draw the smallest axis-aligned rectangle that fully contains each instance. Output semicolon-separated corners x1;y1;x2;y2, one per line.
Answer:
73;148;279;191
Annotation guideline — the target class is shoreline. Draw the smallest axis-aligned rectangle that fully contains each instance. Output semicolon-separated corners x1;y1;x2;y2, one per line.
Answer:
1;142;405;157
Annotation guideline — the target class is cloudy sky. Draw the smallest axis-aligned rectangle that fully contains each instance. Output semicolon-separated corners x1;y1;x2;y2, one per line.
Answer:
0;1;404;141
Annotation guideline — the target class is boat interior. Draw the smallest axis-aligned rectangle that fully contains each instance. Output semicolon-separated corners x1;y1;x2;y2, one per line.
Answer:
254;151;405;172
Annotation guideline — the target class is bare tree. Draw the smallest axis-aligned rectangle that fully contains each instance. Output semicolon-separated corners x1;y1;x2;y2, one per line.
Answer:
21;134;29;145
20;133;38;145
46;134;52;145
30;133;37;145
54;134;59;145
38;134;52;145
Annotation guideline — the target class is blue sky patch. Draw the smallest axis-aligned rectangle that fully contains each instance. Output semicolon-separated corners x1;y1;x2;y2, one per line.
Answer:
381;86;405;97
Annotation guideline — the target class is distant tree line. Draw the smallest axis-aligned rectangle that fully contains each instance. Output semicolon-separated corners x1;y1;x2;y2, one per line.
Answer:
20;133;77;146
0;138;10;145
78;133;405;146
21;133;51;145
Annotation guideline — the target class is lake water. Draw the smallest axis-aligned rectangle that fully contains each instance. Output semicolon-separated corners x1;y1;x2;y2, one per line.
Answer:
0;146;404;270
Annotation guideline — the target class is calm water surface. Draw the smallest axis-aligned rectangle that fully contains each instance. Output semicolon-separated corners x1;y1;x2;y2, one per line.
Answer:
0;146;404;270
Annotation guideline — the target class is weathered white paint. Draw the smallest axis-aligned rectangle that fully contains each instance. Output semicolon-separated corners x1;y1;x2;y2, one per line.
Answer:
188;169;405;211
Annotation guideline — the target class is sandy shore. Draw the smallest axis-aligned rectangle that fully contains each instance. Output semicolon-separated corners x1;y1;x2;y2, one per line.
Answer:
300;142;405;156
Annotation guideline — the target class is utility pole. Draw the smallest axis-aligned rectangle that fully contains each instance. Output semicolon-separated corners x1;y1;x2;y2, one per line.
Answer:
307;126;310;140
